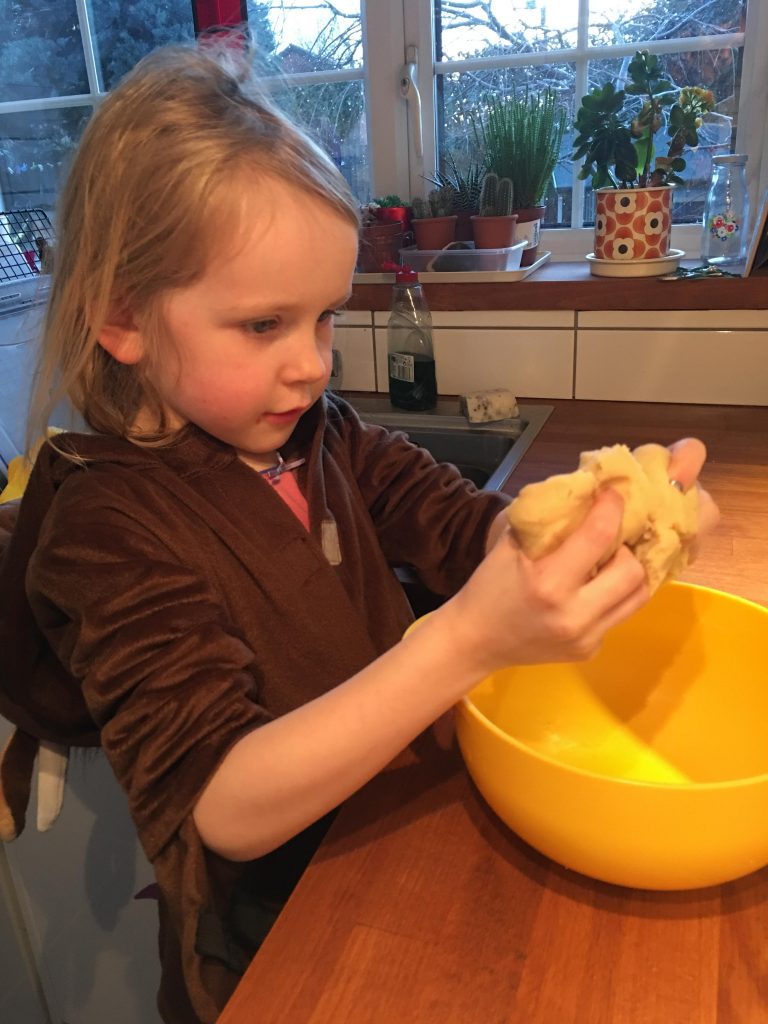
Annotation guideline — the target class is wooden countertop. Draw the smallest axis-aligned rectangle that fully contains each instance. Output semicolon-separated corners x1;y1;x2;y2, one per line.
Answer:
219;399;768;1024
350;261;768;311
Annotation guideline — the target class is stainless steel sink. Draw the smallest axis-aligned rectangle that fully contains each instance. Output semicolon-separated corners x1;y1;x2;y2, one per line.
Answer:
346;394;553;491
342;394;553;615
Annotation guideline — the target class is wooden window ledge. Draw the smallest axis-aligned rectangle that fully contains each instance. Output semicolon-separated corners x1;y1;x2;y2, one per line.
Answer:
349;261;768;312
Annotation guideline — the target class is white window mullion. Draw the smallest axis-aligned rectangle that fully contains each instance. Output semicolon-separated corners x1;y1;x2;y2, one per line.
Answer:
735;0;768;209
75;0;104;96
570;0;591;230
0;95;94;116
362;0;410;200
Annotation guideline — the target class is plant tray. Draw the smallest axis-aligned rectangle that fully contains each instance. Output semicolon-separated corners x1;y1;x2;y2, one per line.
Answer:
399;241;525;273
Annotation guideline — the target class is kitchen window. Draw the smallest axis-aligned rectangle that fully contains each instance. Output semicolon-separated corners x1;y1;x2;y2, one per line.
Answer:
394;0;764;258
1;0;765;261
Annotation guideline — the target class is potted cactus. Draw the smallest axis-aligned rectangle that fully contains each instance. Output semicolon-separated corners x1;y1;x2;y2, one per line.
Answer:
427;156;485;240
372;193;412;237
471;172;517;249
472;88;566;264
410;184;458;250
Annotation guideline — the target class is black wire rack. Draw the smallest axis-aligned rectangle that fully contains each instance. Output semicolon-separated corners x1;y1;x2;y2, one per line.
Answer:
0;209;54;282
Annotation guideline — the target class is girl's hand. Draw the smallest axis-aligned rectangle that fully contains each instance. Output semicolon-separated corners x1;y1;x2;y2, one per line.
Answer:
666;437;720;542
443;488;648;678
466;435;719;679
486;436;720;555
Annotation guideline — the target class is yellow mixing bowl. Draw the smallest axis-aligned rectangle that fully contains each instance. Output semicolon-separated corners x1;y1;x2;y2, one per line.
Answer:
454;581;768;890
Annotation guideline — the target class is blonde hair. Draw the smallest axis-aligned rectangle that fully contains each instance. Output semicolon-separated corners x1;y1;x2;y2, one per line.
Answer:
30;42;360;450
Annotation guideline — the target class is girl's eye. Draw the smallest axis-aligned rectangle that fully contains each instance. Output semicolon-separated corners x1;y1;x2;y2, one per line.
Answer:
318;307;346;324
244;318;278;335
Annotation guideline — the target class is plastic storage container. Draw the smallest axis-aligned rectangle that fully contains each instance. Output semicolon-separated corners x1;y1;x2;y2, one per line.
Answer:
387;265;436;412
399;240;525;273
701;154;750;266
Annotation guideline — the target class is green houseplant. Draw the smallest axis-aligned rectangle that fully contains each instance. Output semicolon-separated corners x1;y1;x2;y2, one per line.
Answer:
572;50;716;190
472;88;567;264
572;50;715;267
371;193;412;236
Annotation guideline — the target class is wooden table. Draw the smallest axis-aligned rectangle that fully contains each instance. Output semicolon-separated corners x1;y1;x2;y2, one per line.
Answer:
219;400;768;1024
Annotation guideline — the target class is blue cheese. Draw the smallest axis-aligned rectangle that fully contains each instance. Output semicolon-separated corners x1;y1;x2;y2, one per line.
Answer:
460;388;519;423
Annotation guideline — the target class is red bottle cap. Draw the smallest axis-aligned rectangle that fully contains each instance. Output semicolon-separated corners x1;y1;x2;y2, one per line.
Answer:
394;264;418;284
381;261;418;283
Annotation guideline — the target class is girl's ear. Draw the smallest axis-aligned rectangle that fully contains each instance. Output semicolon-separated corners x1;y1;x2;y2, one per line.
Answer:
97;309;144;365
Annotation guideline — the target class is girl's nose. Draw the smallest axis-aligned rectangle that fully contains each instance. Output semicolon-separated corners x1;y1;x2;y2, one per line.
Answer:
283;329;329;385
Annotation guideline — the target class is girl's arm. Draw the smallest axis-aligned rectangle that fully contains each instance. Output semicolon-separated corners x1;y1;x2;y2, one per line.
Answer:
193;488;646;861
194;437;719;862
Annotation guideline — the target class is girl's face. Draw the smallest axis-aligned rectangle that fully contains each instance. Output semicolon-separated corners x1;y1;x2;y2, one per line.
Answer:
142;178;358;468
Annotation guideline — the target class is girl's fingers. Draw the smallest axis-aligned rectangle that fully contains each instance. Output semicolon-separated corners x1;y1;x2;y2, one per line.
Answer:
685;484;721;563
574;576;651;661
696;485;720;533
578;544;649;629
667;437;707;491
540;488;625;587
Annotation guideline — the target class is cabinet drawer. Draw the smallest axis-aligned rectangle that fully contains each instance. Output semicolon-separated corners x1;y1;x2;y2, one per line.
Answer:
332;327;376;392
576;329;768;405
375;328;574;398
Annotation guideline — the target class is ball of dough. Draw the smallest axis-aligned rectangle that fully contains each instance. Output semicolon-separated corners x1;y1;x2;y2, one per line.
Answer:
506;442;699;593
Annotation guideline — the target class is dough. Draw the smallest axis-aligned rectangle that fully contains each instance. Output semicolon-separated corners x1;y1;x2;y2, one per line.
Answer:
506;443;699;593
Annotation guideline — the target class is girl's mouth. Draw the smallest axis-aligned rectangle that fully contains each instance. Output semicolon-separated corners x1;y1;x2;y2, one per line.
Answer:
263;407;308;426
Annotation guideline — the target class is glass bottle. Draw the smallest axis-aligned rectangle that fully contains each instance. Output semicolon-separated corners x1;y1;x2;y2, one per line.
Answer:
387;265;437;411
701;154;750;267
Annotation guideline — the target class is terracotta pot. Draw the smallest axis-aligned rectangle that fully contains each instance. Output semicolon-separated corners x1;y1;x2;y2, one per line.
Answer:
455;210;477;242
357;221;404;272
514;205;546;266
470;214;518;250
412;215;457;251
594;186;673;261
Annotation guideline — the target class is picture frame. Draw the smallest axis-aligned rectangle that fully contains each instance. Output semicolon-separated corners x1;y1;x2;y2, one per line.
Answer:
743;189;768;276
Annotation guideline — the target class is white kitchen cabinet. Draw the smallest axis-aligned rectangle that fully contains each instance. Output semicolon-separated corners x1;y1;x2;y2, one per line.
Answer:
332;311;376;392
0;718;161;1024
576;310;768;405
372;310;575;398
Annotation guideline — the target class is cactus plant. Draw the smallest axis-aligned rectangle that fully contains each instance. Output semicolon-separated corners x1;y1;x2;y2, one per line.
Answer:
412;184;457;219
496;176;513;216
478;173;514;217
411;195;430;219
411;185;459;249
373;194;404;207
472;87;566;209
429;184;456;216
427;156;484;213
478;172;498;216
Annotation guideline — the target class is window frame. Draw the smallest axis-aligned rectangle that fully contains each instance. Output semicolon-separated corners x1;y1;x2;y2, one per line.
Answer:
1;0;765;262
390;0;768;259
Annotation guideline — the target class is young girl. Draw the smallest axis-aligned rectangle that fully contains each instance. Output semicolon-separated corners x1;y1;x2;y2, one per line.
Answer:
0;44;717;1024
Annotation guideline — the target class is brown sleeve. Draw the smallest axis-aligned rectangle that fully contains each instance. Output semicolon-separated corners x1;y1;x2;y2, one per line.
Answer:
329;401;509;596
0;499;20;559
27;483;271;861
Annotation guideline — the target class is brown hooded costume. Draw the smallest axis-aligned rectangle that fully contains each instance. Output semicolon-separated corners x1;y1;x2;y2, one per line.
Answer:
0;392;508;1022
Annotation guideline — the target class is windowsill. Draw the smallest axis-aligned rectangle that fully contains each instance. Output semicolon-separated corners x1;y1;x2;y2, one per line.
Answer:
350;260;768;312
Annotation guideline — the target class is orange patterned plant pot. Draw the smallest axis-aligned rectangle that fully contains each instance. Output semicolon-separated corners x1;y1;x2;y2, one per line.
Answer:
594;186;673;261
